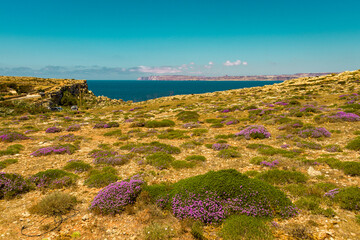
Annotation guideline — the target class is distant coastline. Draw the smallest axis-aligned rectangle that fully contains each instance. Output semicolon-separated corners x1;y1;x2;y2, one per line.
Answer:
138;72;334;81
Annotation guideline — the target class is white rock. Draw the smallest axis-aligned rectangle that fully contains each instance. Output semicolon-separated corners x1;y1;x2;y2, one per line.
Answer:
308;166;322;176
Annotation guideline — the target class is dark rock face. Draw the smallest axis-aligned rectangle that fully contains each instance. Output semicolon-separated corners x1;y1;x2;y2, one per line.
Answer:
49;80;88;106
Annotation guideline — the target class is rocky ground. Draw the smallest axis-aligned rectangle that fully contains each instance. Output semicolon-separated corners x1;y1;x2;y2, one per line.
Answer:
0;70;359;239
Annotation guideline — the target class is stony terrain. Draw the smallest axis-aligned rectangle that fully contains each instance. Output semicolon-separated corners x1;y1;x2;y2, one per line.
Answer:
0;70;359;240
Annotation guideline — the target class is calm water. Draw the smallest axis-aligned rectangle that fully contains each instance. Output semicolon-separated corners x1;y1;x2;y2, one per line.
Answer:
87;80;283;102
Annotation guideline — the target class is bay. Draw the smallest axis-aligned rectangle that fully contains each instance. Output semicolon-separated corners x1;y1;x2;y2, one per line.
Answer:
87;80;283;102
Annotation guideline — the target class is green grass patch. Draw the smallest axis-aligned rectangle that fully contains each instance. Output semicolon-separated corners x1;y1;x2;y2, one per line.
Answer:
256;169;308;185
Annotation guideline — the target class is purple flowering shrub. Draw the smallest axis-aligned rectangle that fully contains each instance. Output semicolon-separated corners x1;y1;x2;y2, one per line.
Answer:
0;132;30;142
89;177;144;214
45;127;62;133
298;127;331;138
66;124;81;132
325;144;342;152
0;172;33;199
212;143;230;151
93;122;119;129
235;125;271;140
29;169;78;189
57;133;82;142
89;149;133;166
326;111;360;122
146;170;298;223
30;144;78;157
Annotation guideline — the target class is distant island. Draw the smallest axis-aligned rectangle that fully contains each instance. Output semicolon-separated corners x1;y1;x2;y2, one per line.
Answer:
138;72;334;81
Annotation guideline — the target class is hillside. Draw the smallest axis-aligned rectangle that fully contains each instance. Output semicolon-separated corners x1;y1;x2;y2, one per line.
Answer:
0;70;359;240
137;72;333;81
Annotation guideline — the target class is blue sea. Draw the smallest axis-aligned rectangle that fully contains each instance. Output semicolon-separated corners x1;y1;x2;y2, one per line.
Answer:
87;80;283;102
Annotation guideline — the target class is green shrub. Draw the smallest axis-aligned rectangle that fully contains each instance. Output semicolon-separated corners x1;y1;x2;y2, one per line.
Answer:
29;191;77;216
220;215;273;240
30;169;78;189
192;128;208;136
295;196;320;211
84;170;119;188
180;140;202;149
217;149;241;159
250;156;268;165
345;136;360;151
244;170;260;177
103;129;122;137
143;222;175;240
215;134;235;139
171;160;196;169
146;152;175;169
356;215;360;224
210;123;224;128
185;155;206;162
247;144;299;158
191;221;206;240
64;160;92;173
0;144;24;156
0;158;18;169
60;91;78;106
334;187;360;210
157;129;188;139
176;111;200;122
256;170;308;185
145;119;175;128
316;157;360;176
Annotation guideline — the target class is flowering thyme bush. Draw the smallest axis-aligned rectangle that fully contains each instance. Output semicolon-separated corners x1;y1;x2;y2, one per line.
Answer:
212;143;230;151
89;177;144;215
146;169;298;223
45;127;62;133
298;127;331;138
66;124;81;132
29;169;78;189
0;172;33;199
236;125;271;140
0;132;30;142
327;111;360;122
93;122;119;129
30;144;78;157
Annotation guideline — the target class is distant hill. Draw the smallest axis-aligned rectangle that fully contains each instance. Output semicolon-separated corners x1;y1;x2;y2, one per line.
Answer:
138;72;334;81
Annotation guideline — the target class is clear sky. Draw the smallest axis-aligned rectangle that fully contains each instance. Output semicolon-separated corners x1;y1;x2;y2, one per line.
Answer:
0;0;359;79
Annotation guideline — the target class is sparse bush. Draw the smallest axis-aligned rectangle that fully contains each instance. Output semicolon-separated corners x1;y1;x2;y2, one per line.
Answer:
0;172;33;199
60;91;77;106
180;140;202;149
256;169;308;185
192;128;208;136
29;191;77;216
45;126;62;133
217;149;240;159
191;221;205;240
121;141;181;154
220;215;273;240
66;124;81;132
143;222;175;240
334;187;360;210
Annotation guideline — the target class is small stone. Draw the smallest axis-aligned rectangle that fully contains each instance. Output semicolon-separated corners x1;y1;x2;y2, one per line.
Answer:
82;214;89;221
308;166;322;176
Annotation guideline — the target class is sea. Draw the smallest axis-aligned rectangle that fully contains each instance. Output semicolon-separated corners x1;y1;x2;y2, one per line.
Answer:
87;80;283;102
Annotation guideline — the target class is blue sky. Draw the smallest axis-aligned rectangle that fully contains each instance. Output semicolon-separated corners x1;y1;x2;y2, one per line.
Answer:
0;0;359;79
